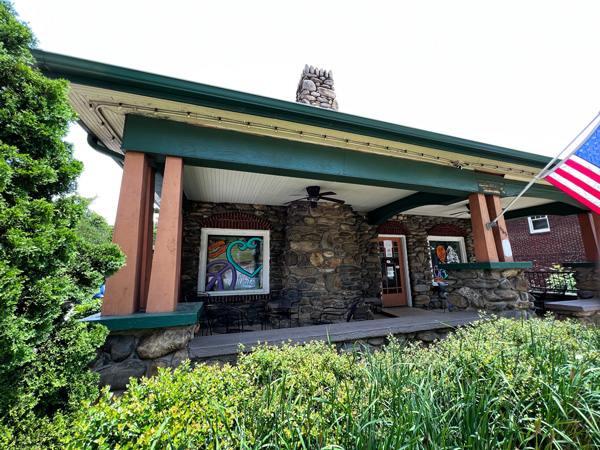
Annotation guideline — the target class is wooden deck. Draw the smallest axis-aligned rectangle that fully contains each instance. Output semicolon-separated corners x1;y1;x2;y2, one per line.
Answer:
189;309;483;360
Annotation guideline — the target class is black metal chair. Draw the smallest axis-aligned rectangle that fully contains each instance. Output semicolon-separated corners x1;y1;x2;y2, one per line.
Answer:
265;290;301;328
314;295;361;325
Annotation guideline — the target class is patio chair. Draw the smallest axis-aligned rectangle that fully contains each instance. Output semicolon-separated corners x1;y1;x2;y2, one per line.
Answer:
314;295;361;325
265;290;301;328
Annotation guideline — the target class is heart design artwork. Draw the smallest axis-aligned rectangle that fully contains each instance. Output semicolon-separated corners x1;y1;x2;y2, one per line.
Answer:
226;238;263;278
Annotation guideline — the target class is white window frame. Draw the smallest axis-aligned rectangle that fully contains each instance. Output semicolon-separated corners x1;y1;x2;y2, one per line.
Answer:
427;236;467;264
527;215;550;234
198;228;270;297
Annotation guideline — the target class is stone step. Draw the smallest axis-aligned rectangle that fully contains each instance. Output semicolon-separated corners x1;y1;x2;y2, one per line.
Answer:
544;299;600;312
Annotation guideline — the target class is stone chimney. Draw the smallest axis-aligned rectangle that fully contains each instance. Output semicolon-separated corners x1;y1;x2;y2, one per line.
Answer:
296;65;338;111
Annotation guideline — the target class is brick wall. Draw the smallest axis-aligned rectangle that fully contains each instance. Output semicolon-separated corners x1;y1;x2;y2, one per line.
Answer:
505;215;586;270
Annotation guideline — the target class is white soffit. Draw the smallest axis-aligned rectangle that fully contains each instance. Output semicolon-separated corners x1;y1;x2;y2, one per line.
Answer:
183;166;417;211
69;83;549;183
403;196;556;218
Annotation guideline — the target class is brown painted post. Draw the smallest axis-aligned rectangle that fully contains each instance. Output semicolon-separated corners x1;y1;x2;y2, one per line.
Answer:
139;167;156;309
102;152;149;316
146;157;184;313
469;193;499;262
485;195;514;262
577;212;600;262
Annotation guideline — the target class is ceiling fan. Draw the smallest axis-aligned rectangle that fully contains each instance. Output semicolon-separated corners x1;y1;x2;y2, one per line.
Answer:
287;186;346;208
449;203;470;217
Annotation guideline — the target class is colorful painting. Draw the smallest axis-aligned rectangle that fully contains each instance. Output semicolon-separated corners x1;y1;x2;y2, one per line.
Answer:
429;239;463;282
205;235;264;292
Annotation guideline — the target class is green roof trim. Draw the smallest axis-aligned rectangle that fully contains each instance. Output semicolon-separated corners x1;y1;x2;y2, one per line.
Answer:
31;49;553;169
439;262;533;270
562;262;597;268
79;302;203;332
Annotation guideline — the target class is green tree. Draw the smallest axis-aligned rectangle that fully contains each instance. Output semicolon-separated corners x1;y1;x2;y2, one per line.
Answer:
0;2;125;445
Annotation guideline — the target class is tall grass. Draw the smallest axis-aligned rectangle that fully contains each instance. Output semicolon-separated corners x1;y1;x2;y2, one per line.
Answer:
67;317;600;449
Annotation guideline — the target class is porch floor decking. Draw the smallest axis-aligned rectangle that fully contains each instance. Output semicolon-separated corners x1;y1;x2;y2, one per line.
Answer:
189;309;483;360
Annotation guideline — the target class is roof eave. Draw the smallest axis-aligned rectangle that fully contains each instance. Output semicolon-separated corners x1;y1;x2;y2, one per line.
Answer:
31;49;552;169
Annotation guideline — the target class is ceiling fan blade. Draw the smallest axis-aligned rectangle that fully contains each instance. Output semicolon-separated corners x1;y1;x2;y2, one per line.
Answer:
317;191;336;196
306;186;321;197
319;196;345;204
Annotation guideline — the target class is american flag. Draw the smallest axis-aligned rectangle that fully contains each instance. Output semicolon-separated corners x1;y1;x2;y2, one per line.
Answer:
545;120;600;214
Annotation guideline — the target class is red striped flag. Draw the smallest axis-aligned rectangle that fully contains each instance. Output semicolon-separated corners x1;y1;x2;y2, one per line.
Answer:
545;120;600;214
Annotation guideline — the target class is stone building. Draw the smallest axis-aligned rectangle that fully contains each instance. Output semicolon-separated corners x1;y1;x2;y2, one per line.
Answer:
32;51;600;333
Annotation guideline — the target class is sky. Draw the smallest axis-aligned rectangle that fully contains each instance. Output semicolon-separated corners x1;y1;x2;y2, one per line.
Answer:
10;0;600;224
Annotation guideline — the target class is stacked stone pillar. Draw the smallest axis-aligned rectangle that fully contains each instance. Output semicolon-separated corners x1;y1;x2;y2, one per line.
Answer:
296;65;338;110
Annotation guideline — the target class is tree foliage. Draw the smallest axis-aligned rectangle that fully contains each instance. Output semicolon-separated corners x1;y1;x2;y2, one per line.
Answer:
0;2;125;445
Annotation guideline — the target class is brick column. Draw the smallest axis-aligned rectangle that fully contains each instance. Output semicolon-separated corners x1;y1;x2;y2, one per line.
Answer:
469;193;499;262
578;212;600;262
146;157;184;313
103;152;150;316
485;195;514;262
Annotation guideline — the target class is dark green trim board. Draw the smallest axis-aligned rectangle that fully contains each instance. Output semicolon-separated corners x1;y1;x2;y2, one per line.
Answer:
368;192;465;225
123;115;579;207
503;202;587;220
563;262;597;268
32;49;553;169
439;262;533;270
79;302;204;331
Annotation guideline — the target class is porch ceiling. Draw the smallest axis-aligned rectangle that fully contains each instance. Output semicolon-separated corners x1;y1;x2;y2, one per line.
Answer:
183;166;417;211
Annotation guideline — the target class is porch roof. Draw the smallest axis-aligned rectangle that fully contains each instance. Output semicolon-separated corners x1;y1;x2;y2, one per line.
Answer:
32;49;589;222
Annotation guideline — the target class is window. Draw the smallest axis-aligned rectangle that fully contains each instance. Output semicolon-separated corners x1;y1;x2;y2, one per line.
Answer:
198;228;270;296
528;215;550;234
427;236;467;283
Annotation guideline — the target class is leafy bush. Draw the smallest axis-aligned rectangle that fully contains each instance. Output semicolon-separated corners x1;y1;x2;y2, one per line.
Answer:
0;4;124;447
68;317;600;449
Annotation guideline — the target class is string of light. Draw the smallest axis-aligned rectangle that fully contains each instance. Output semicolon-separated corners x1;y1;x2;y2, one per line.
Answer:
87;100;537;177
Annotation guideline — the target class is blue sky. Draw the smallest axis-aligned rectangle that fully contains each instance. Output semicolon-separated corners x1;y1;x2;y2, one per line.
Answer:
11;0;600;223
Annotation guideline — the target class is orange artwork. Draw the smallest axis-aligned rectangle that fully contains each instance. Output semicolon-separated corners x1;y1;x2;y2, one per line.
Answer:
436;245;446;264
208;240;227;259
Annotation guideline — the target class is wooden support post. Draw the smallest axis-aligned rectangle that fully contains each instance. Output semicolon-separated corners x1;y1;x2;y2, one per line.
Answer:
146;157;184;313
578;212;600;262
139;167;156;309
103;152;149;316
469;193;499;262
485;195;514;262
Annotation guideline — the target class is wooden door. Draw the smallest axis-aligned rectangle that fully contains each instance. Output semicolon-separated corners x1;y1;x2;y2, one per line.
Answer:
378;236;407;307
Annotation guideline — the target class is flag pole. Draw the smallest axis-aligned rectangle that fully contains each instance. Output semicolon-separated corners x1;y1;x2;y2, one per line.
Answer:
487;111;600;230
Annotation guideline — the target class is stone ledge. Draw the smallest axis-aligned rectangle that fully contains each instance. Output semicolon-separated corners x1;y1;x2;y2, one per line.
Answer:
439;262;532;270
188;310;484;360
80;302;204;331
545;299;600;312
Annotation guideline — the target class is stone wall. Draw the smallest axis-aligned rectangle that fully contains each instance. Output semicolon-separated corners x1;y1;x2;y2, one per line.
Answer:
570;264;599;299
91;325;196;392
296;65;338;110
384;214;475;307
441;267;533;317
283;202;381;324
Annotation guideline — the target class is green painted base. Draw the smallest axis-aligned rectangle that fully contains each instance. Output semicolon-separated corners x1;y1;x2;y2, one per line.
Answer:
79;302;204;332
563;262;597;268
438;262;532;270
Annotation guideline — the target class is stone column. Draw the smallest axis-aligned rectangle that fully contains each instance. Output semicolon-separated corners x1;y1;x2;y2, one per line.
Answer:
103;152;150;316
296;65;338;110
469;193;499;262
485;195;514;262
577;212;600;262
146;157;184;313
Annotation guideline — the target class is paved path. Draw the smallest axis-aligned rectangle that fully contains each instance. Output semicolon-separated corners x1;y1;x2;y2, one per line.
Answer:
189;309;483;360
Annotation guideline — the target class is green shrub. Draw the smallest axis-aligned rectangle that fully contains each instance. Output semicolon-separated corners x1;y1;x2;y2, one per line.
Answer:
67;318;600;449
